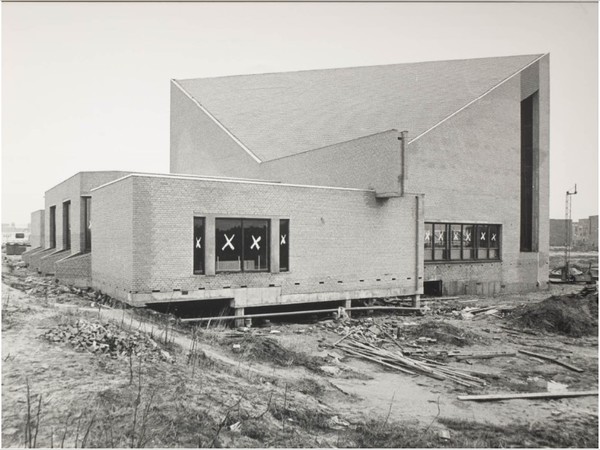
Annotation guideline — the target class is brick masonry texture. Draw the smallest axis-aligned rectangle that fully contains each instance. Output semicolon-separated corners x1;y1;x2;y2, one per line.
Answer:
39;250;70;276
91;175;422;304
41;171;130;280
260;131;402;194
56;253;91;288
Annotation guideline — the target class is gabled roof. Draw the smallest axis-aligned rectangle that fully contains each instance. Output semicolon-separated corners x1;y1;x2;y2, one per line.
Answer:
175;54;544;162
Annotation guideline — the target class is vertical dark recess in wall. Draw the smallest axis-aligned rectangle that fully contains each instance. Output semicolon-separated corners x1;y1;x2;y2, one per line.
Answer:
63;201;71;250
49;206;56;248
520;93;536;252
83;197;92;252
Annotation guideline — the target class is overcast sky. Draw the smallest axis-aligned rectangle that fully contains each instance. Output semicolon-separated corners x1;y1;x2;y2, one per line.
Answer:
2;2;598;225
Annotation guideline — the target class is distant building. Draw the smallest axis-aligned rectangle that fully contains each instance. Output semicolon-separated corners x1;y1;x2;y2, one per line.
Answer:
2;223;30;245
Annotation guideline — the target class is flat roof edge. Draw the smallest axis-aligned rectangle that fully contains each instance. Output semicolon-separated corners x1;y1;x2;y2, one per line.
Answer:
91;173;374;193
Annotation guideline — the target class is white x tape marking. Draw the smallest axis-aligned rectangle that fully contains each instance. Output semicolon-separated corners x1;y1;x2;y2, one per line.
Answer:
464;231;471;242
480;232;486;241
251;235;261;250
491;233;497;242
424;230;431;242
453;231;460;241
195;237;202;249
436;231;444;243
281;234;287;245
88;221;92;230
222;234;235;251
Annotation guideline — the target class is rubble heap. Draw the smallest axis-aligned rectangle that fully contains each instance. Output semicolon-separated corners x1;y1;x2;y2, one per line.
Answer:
43;319;174;362
511;286;598;337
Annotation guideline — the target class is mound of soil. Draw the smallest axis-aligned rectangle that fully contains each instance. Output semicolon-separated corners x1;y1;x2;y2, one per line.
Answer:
222;334;327;372
511;287;598;337
403;321;483;347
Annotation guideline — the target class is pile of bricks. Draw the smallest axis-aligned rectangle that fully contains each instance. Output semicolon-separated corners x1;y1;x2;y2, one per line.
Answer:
43;319;174;362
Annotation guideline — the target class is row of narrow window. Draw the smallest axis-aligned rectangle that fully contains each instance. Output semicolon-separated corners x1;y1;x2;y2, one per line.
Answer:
193;218;289;274
425;222;501;262
48;198;92;252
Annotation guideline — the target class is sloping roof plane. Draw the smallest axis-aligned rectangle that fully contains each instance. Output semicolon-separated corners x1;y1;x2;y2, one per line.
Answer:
176;54;543;162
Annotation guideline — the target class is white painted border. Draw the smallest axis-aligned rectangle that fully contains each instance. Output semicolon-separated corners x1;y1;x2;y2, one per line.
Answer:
91;172;374;193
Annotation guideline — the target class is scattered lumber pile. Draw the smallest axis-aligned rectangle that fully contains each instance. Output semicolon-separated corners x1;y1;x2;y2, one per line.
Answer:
332;326;487;387
43;319;174;362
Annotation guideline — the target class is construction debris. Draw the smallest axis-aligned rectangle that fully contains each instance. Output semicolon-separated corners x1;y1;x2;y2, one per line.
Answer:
333;328;487;387
42;319;174;362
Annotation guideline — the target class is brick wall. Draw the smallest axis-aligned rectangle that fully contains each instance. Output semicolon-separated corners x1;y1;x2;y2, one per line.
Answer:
56;253;91;288
30;210;45;249
408;57;550;295
90;176;134;301
260;130;402;194
41;171;130;277
39;250;70;276
92;175;422;305
170;83;262;178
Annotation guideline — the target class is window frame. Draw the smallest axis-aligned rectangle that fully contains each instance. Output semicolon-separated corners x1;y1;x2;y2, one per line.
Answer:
425;222;501;263
215;218;270;273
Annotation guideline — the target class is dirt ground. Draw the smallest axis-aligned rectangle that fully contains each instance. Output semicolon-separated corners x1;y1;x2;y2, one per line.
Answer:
2;256;598;448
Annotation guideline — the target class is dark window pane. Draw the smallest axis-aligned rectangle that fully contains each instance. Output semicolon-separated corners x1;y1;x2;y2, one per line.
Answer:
83;197;92;252
243;219;269;271
216;219;242;272
477;225;489;259
489;225;500;259
63;201;71;250
463;225;474;259
450;224;462;260
433;224;448;260
424;223;433;261
193;217;205;274
15;233;25;239
49;206;56;248
280;219;289;271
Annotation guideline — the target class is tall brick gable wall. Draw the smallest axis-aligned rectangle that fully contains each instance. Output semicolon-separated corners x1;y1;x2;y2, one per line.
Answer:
406;58;550;295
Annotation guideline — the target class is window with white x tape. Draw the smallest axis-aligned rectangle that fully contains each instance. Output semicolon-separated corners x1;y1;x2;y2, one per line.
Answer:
215;218;269;272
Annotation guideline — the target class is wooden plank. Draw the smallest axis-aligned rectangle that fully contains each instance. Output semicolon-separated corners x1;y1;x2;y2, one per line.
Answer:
518;350;584;373
453;351;516;361
458;390;598;402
